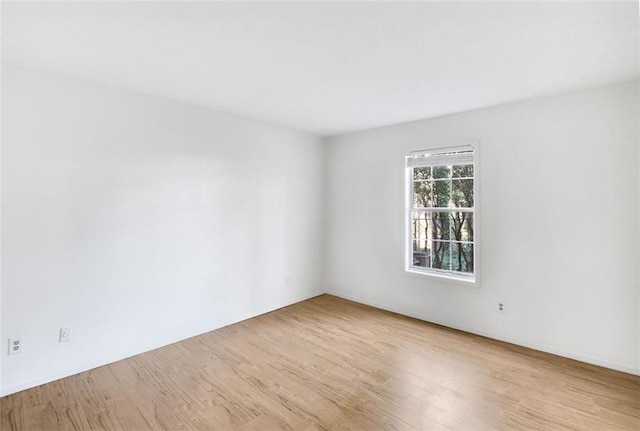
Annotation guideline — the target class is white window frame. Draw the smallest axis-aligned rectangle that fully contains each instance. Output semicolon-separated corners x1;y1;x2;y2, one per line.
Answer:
405;143;478;284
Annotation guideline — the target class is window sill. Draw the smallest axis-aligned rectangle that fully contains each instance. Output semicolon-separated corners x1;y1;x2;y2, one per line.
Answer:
404;268;477;286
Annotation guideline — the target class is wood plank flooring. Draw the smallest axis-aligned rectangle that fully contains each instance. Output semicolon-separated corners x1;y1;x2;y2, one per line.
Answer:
1;294;639;430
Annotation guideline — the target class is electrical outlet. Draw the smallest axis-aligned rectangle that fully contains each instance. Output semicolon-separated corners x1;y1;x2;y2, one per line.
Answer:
497;302;506;313
59;328;72;343
8;337;23;355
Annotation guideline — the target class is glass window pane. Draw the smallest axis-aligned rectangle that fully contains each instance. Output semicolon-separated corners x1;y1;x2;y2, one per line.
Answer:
431;241;450;270
412;240;430;268
452;243;474;274
413;239;430;253
452;164;473;178
442;242;453;271
452;179;474;208
411;211;430;241
413;181;431;208
451;213;473;242
450;242;460;272
433;166;450;179
413;167;431;181
431;180;451;208
431;212;451;240
462;214;473;242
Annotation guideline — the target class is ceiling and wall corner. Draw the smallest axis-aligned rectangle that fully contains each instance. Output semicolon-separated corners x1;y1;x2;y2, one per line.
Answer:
2;1;638;136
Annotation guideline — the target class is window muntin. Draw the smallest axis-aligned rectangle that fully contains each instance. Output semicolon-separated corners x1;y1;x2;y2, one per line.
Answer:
406;146;475;281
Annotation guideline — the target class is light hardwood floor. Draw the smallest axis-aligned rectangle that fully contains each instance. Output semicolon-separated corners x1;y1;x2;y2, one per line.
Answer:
1;294;639;430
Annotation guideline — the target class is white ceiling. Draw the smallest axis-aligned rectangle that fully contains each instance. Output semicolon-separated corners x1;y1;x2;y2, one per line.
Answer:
2;1;638;137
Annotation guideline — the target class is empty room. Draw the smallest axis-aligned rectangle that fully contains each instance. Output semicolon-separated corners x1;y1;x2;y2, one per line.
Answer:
1;1;639;430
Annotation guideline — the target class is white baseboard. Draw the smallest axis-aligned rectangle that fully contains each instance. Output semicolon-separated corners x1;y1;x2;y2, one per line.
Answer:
326;289;640;377
1;290;324;397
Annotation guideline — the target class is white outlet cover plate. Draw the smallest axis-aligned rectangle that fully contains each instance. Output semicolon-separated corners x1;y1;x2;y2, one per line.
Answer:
8;337;23;355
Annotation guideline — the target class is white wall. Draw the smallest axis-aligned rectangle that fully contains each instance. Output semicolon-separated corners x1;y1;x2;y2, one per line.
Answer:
1;66;325;395
0;62;4;393
325;82;640;374
2;66;638;398
638;83;640;374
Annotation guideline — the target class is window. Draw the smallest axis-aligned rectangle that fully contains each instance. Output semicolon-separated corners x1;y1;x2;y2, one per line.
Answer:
405;144;476;282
